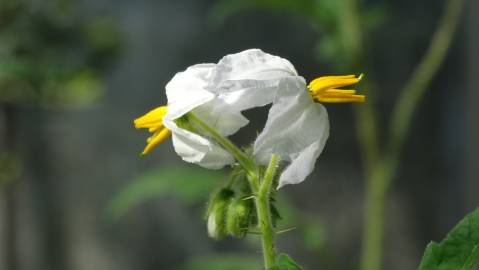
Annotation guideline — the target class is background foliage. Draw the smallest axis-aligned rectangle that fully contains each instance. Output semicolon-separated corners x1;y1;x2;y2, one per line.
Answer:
0;0;477;270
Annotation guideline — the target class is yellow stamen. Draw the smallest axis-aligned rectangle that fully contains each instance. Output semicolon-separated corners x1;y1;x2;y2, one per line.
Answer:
134;105;171;155
308;74;365;103
142;128;171;155
134;106;168;128
317;95;366;103
324;89;357;95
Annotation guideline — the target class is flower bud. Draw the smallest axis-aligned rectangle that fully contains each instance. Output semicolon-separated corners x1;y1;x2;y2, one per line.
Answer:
206;188;234;239
226;198;253;238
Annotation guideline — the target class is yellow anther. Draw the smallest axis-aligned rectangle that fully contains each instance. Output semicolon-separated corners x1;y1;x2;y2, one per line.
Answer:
134;105;171;155
142;128;171;155
308;74;365;103
134;106;168;128
324;89;357;95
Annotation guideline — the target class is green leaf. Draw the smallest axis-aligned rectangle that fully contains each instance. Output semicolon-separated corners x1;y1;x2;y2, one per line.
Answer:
106;166;225;221
274;253;303;270
418;207;479;270
181;254;261;270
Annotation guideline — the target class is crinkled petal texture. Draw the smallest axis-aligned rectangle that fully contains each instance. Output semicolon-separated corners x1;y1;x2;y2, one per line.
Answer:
254;78;330;188
163;49;301;169
192;49;299;136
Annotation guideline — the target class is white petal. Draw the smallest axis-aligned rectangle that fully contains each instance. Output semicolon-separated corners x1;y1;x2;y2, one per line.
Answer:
210;49;298;88
165;64;216;120
277;136;325;188
164;119;234;169
194;49;303;136
207;212;218;238
191;98;250;137
253;78;329;188
193;79;293;136
163;50;307;170
216;79;291;111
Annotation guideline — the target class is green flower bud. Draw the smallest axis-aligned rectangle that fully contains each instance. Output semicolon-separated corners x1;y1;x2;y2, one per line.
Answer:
206;188;234;240
226;198;253;238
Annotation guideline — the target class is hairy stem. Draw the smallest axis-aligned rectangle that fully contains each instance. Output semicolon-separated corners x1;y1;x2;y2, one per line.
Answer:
255;154;279;269
186;113;280;268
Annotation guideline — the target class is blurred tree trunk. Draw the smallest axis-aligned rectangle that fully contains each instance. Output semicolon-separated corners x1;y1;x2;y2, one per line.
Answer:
2;103;18;270
466;0;479;209
26;109;69;270
2;105;69;270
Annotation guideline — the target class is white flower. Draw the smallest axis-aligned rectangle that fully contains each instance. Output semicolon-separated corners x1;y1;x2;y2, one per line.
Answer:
163;49;305;173
135;49;364;187
253;78;329;188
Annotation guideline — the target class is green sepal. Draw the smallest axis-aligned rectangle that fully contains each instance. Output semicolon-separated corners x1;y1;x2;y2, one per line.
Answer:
205;188;235;240
174;114;199;134
225;197;254;238
226;165;250;194
205;188;235;217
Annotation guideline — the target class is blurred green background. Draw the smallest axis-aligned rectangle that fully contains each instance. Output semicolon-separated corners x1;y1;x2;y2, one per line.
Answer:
0;0;477;269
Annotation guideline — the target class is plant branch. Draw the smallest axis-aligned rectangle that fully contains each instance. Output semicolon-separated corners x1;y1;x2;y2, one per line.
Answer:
185;113;256;174
387;0;465;168
360;0;464;270
255;153;279;269
340;0;381;176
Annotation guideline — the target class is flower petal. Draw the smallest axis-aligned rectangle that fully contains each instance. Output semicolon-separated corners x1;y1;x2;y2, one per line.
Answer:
164;50;308;170
276;137;325;188
192;79;294;136
164;119;235;169
191;98;250;136
165;64;216;121
253;78;329;188
210;49;298;88
194;49;302;136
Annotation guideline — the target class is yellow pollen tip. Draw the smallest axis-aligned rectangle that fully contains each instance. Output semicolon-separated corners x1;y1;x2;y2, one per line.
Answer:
134;106;168;129
142;128;171;155
308;74;365;104
134;105;171;155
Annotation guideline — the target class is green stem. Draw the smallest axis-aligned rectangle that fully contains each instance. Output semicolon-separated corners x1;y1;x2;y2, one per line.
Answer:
186;113;280;269
185;113;255;173
340;0;363;66
341;0;382;175
255;153;279;269
387;0;464;165
360;157;393;270
359;1;464;270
